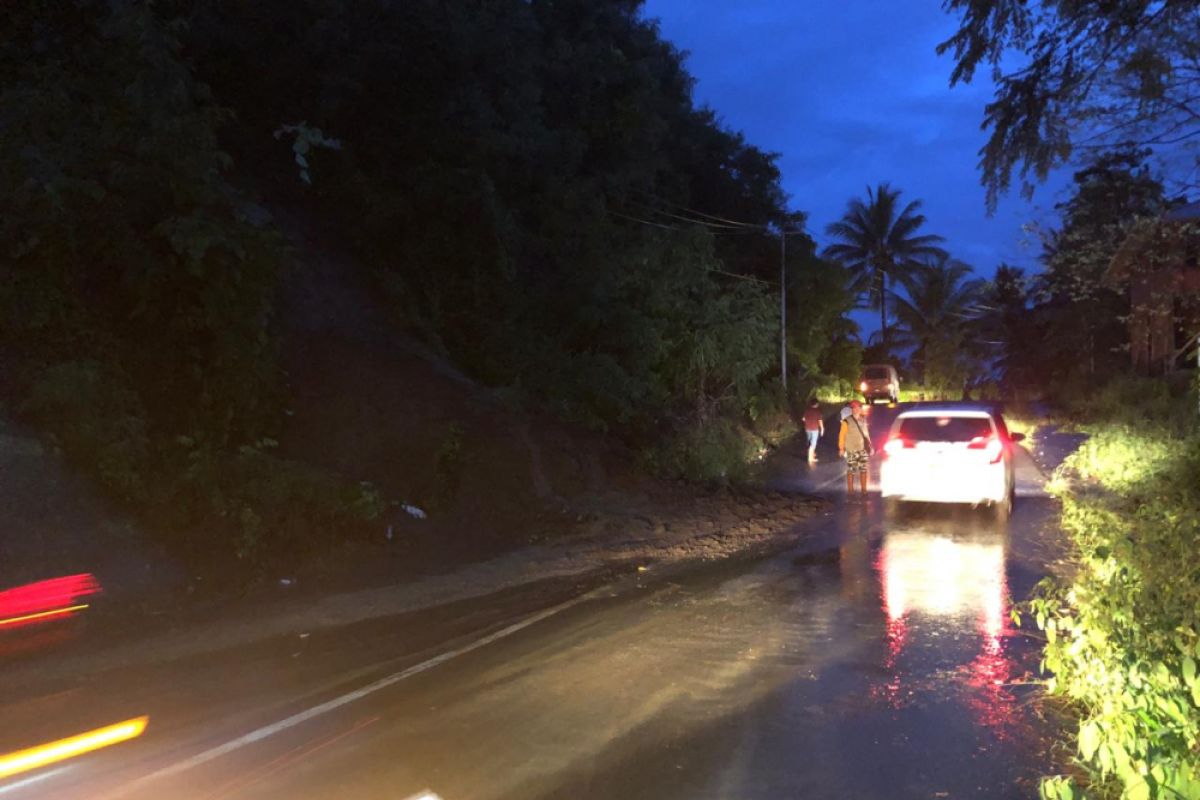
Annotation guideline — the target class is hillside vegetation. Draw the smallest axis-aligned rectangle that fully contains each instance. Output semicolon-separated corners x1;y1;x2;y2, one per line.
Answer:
1031;379;1200;799
1;1;857;570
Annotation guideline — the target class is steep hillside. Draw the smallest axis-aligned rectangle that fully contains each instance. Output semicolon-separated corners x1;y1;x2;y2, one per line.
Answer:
2;2;841;599
265;209;646;584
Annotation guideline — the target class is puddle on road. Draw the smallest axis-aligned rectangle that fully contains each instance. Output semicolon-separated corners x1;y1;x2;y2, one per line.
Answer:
733;499;1060;798
535;498;1064;800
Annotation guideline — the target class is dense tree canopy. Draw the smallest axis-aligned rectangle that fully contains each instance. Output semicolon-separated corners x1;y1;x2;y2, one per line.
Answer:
1035;150;1170;384
177;0;836;431
1;0;862;558
939;0;1200;208
1;1;285;484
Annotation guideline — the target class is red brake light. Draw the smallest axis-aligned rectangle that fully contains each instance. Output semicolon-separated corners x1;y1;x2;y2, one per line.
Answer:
883;438;910;457
967;435;1004;464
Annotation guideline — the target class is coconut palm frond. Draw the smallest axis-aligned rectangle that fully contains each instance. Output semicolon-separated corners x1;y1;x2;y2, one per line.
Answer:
823;183;948;352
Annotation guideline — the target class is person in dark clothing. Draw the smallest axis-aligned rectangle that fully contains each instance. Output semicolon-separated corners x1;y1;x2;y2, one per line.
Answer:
802;400;824;464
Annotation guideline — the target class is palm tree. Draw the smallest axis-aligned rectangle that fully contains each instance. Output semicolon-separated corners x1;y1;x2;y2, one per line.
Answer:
824;184;947;351
889;256;984;390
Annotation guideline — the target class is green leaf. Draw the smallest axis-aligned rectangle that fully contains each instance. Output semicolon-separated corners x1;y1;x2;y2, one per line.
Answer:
1098;742;1113;774
1183;656;1196;687
1079;720;1101;761
1126;778;1150;800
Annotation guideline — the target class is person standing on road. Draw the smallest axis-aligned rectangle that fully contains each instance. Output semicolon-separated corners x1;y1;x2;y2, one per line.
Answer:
838;400;872;497
802;399;824;464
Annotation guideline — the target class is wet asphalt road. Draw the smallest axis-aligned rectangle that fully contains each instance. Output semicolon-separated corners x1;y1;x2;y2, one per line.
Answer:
1;404;1067;800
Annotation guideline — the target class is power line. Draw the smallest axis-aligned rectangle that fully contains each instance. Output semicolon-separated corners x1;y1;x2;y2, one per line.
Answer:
607;207;767;236
606;209;679;230
630;204;747;230
625;198;763;231
707;268;769;284
604;209;769;284
629;190;769;230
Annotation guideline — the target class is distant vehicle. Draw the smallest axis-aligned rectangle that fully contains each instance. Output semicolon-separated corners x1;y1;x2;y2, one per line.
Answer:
858;364;899;404
879;406;1024;520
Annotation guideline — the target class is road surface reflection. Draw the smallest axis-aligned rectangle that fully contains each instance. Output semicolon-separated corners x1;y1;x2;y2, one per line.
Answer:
873;518;1020;738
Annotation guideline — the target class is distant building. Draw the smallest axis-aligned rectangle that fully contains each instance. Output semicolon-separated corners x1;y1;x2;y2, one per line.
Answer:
1105;202;1200;374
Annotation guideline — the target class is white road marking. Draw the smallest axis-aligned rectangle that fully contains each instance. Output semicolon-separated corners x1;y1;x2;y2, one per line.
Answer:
104;593;593;798
0;766;71;796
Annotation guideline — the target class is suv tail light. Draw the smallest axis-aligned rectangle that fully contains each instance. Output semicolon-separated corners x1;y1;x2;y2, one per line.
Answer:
967;435;1004;464
883;438;912;458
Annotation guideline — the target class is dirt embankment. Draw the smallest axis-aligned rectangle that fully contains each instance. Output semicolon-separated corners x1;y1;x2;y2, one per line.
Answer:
270;209;821;595
0;206;824;666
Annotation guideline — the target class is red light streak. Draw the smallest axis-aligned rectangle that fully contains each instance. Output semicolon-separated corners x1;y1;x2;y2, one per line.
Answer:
0;574;100;630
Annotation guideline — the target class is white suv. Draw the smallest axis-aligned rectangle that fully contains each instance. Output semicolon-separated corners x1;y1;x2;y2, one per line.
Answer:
879;406;1023;519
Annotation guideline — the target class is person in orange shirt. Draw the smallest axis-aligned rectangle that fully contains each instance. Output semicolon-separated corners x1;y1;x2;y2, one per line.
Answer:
837;400;872;496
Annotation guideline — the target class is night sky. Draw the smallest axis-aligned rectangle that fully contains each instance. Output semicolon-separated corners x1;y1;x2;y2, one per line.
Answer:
642;1;1073;296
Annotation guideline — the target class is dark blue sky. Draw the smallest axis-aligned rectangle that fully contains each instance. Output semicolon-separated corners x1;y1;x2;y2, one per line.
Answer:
642;0;1072;280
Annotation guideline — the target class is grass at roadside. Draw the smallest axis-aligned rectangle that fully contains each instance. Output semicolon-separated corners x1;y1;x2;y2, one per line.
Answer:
1028;376;1200;800
1001;410;1041;441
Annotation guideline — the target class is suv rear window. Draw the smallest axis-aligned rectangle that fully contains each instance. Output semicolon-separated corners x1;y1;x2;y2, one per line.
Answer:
897;416;994;442
863;367;890;380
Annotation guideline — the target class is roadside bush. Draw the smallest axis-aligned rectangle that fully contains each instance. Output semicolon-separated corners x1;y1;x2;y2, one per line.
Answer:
433;423;466;509
648;420;764;483
998;403;1044;440
170;444;385;564
810;378;857;405
1064;373;1183;428
747;379;797;448
898;384;948;402
749;408;798;449
23;362;150;504
1031;413;1200;799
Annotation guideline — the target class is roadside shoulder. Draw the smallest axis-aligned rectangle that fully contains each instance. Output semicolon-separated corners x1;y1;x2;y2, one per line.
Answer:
9;487;826;684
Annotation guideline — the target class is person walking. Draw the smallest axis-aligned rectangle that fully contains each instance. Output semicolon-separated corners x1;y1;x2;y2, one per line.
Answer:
802;399;824;464
838;400;872;497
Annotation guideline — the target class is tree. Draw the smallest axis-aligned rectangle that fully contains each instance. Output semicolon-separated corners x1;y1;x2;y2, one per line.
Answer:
890;257;984;393
824;183;947;352
179;0;827;437
787;253;861;388
976;264;1039;397
939;0;1200;209
1034;149;1169;384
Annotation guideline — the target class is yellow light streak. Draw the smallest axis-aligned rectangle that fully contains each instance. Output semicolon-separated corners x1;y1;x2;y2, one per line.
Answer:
0;716;148;780
0;604;89;629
